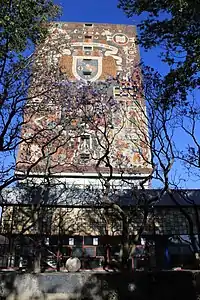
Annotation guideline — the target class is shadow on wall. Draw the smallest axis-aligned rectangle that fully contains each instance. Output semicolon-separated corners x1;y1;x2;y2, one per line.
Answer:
0;270;198;300
68;271;197;300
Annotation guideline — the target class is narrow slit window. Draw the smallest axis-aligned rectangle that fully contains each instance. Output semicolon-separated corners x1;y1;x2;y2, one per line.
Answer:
81;135;90;140
85;35;92;39
83;46;93;51
83;71;92;76
80;153;90;160
113;86;121;97
84;23;93;27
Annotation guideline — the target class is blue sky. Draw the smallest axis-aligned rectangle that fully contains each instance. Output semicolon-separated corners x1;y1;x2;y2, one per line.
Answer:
52;0;200;189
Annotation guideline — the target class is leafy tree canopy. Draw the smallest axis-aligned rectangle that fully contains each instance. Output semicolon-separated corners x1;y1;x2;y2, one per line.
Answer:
0;0;60;56
118;0;200;105
0;0;61;108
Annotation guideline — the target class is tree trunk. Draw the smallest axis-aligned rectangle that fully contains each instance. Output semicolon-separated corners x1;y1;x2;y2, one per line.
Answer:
33;250;41;273
120;214;129;270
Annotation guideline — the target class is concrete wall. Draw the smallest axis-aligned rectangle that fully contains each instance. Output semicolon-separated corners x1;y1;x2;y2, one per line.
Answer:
0;270;197;300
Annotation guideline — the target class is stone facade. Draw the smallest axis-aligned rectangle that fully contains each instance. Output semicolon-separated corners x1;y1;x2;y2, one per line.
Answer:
16;22;151;183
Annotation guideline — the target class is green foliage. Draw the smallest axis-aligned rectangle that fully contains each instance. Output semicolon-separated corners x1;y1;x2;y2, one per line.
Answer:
0;0;61;54
118;0;200;105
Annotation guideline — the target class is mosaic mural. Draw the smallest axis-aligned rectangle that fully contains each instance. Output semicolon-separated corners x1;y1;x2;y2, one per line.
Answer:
16;23;151;175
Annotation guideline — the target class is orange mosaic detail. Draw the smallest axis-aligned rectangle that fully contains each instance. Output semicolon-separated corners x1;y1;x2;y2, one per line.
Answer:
59;55;74;78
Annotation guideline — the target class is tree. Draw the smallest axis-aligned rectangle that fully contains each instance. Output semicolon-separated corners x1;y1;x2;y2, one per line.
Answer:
139;68;200;267
166;95;200;267
175;95;200;177
0;0;61;190
1;9;195;271
66;75;175;270
0;72;176;271
142;68;200;267
118;0;200;105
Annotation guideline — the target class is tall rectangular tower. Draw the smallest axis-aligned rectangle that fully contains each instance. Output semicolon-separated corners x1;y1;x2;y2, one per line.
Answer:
16;22;151;186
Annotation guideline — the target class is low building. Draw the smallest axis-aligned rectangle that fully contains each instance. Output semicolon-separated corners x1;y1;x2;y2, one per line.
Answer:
0;188;200;270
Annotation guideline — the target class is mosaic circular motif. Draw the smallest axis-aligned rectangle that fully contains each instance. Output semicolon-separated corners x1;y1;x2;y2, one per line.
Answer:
113;33;129;45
